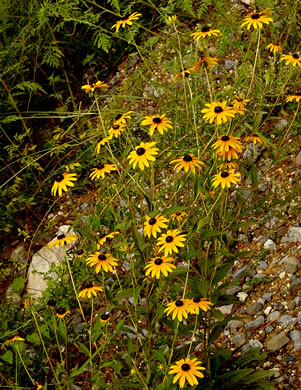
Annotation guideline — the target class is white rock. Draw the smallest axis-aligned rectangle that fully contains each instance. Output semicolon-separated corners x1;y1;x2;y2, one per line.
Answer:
263;239;276;250
264;306;272;315
279;271;286;279
237;292;248;302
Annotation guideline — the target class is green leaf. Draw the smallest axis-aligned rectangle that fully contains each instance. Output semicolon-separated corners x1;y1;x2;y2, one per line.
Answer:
40;324;50;339
27;332;41;345
143;192;153;212
218;369;254;386
114;288;133;302
242;370;276;384
212;262;233;285
58;320;67;343
250;163;258;186
0;350;13;364
12;277;25;293
77;342;90;356
162;206;186;215
236;347;267;367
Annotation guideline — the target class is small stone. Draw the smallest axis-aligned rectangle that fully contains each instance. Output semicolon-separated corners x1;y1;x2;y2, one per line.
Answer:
298;311;301;324
262;293;273;302
257;261;268;270
274;119;288;130
265;326;274;333
264;306;272;315
267;311;281;322
290;277;301;293
245;316;264;329
295;150;301;165
218;304;233;316
266;332;290;352
287;227;301;243
257;298;265;305
264;239;276;250
277;315;297;327
232;266;250;280
287;300;295;310
229;320;244;334
231;334;247;347
279;271;286;279
226;285;242;295
80;202;90;211
283;257;300;274
289;330;300;342
294;340;301;351
224;59;235;70
284;355;296;363
258;182;267;192
249;339;264;350
246;302;263;316
237;292;248;302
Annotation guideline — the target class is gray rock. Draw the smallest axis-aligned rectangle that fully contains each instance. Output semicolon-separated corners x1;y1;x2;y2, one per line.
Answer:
265;217;279;230
277;315;297;327
226;285;242;295
80;202;90;211
274;119;288;130
237;292;248;302
232;266;250;280
263;239;276;250
266;332;290;352
267;311;281;322
224;59;235;70
295;150;301;165
294;340;301;351
262;292;273;302
229;320;244;334
283;257;300;274
231;334;247;347
243;143;261;160
249;339;264;350
245;316;264;329
257;261;268;270
287;300;295;310
246;302;263;316
218;304;233;316
265;326;274;333
287;227;301;242
290;277;301;293
284;355;296;363
298;311;301;324
11;245;28;277
258;182;268;192
290;330;300;342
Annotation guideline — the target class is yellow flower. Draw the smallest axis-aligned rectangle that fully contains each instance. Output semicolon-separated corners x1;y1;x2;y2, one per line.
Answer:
167;15;177;25
81;81;108;93
141;114;173;136
48;233;78;249
97;231;120;247
216;146;240;161
144;256;176;279
78;284;103;299
100;312;110;322
24;298;33;307
112;12;142;32
212;170;240;189
266;43;282;54
186;298;213;314
108;123;126;138
127;142;159;170
245;135;264;144
201;101;236;125
144;214;168;239
169;357;205;387
232;96;250;110
212;135;243;153
36;384;43;390
191;26;221;40
56;308;70;319
95;136;112;154
86;252;118;273
171;211;186;222
172;68;193;82
241;9;273;30
198;57;219;68
113;111;133;125
218;162;239;171
89;164;117;180
157;229;187;256
77;249;85;258
285;93;301;103
1;336;25;349
280;54;301;67
51;172;77;196
170;154;204;173
164;299;191;321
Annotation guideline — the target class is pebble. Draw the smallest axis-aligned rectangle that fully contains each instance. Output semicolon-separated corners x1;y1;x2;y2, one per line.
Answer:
277;315;297;327
218;304;233;316
283;257;300;274
298;312;301;324
267;311;281;322
263;239;276;250
266;332;290;352
229;320;244;334
279;271;286;279
289;330;300;342
232;265;250;280
245;316;264;329
249;339;264;350
224;59;235;70
265;326;274;333
226;285;242;295
262;292;273;301
231;334;247;347
274;119;288;129
293;340;301;351
264;306;272;315
246;302;263;316
295;150;301;165
237;292;248;302
257;261;268;270
284;355;296;363
287;227;301;242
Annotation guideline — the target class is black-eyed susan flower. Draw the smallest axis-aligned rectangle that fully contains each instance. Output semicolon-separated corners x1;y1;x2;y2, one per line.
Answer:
36;384;43;390
218;161;239;171
141;114;173;136
280;53;301;67
285;93;301;103
164;299;191;321
89;163;117;180
201;101;236;125
144;215;168;239
119;242;135;252
145;256;176;279
108;123;126;138
157;229;187;256
51;172;77;196
266;43;282;54
56;308;70;319
212;135;243;153
199;57;219;68
167;15;177;25
77;249;85;258
169;357;205;388
1;336;25;348
97;231;120;247
191;26;221;40
171;211;186;222
127;142;159;170
24;297;33;307
172;68;193;82
95;136;112;154
232;96;250;110
212;170;240;189
100;312;110;322
170;154;204;173
245;135;264;144
78;283;103;299
48;233;78;249
86;252;118;273
241;9;273;30
81;81;108;93
216;146;240;161
47;299;56;308
111;12;142;32
113;111;133;125
187;298;213;314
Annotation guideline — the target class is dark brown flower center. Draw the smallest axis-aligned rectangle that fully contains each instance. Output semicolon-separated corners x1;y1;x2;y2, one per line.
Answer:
221;135;229;141
47;299;56;307
57;234;65;239
221;172;229;178
153;117;162;124
236;97;243;102
201;26;210;32
101;312;110;321
148;218;157;225
154;257;163;265
165;235;174;243
85;282;94;289
97;163;105;170
183;154;192;162
55;174;64;182
175;300;184;307
214;106;223;113
293;54;299;59
181;363;191;371
176;212;181;216
115;114;122;120
295;92;301;96
56;308;66;315
112;124;120;130
77;249;84;255
98;254;107;261
251;13;260;19
136;147;146;156
193;298;201;303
